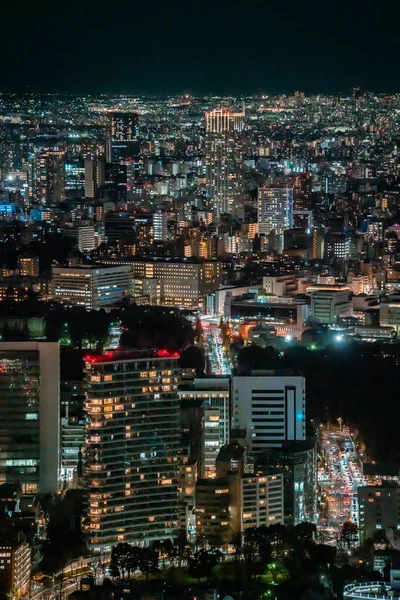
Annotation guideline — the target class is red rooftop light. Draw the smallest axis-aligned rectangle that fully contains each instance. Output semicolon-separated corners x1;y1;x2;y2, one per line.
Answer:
156;349;180;358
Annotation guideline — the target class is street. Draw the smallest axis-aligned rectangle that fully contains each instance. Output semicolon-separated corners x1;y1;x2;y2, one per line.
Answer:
318;425;365;546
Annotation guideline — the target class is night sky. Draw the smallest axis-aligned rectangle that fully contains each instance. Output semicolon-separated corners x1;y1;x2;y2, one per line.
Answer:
1;0;399;95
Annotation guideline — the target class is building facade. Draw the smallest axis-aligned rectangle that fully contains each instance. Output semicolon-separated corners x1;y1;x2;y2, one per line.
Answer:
258;187;294;252
231;373;306;451
0;342;60;494
84;350;181;552
52;265;133;308
205;108;244;219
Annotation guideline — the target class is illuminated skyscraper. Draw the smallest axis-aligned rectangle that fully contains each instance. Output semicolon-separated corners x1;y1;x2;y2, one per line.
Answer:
85;158;105;198
0;342;60;495
153;210;168;241
257;187;294;252
33;151;65;204
83;349;181;551
106;112;139;163
205;108;244;220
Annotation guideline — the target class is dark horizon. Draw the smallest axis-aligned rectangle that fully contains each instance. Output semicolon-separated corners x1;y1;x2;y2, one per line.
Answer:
2;0;400;97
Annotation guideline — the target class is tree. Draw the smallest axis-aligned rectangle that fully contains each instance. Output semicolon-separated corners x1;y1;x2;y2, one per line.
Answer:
307;543;336;566
341;521;358;549
237;345;280;374
293;522;317;545
138;548;158;579
172;528;190;568
110;543;132;579
179;346;205;376
188;549;221;583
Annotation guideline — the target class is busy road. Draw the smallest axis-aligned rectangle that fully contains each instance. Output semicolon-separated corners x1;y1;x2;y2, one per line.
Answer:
201;317;231;376
318;426;365;545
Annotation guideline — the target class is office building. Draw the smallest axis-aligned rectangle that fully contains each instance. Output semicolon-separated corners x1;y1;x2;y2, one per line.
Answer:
33;150;65;204
311;227;325;260
85;158;105;199
0;342;60;494
18;255;39;277
52;264;133;308
61;417;85;485
310;288;352;324
358;484;400;543
216;443;284;533
257;187;294;252
179;377;230;477
258;441;317;526
104;212;137;244
64;225;96;253
225;293;310;339
65;161;85;197
380;296;400;334
195;479;231;543
106;112;139;163
133;277;161;305
195;443;284;542
205;108;244;219
0;533;31;599
231;372;306;451
153;210;168;241
104;162;127;203
84;349;181;551
325;233;351;261
99;258;221;308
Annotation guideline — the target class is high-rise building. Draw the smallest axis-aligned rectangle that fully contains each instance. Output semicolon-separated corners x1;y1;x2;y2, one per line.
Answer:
61;416;85;485
358;483;400;543
85;158;105;198
52;265;133;308
0;532;31;599
258;441;317;526
257;187;294;252
153;210;168;242
292;172;312;211
33;151;65;204
104;163;127;203
311;227;325;259
106;112;139;163
205;108;244;220
231;372;306;451
18;254;39;277
195;443;284;542
0;342;60;495
179;377;230;477
65;161;85;197
64;226;96;253
83;349;181;551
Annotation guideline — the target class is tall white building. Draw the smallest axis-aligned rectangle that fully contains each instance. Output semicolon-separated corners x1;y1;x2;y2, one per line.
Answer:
231;373;306;451
205;108;244;219
52;265;133;308
257;187;294;252
0;342;60;494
